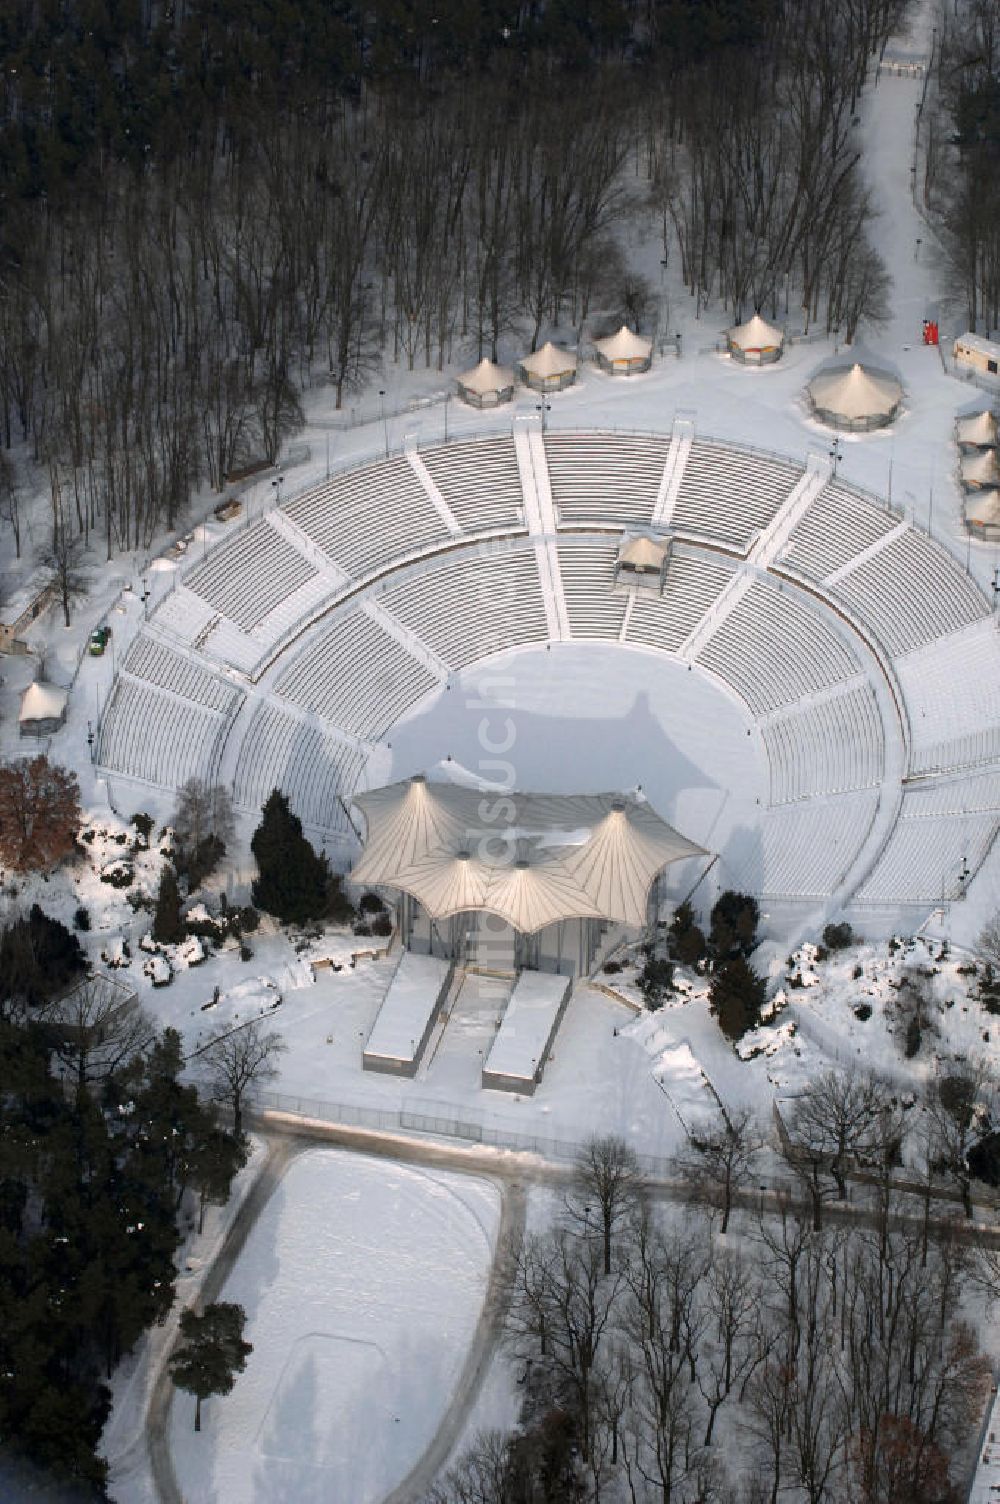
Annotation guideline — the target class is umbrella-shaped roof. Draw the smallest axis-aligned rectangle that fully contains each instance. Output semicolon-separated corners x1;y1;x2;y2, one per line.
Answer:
808;361;902;420
961;449;1000;486
956;410;997;447
594;325;653;363
965;488;1000;527
518;341;578;379
728;313;784;351
351;779;705;932
457;357;515;396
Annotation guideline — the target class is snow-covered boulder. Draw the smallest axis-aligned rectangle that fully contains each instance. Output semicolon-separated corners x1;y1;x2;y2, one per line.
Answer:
143;954;173;988
100;936;131;969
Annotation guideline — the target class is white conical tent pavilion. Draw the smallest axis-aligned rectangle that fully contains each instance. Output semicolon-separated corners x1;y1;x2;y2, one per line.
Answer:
727;313;785;364
516;341;578;392
965;488;1000;530
351;779;705;933
594;325;653;374
960;449;1000;489
456;357;515;408
18;680;68;735
807;361;902;430
956;410;998;449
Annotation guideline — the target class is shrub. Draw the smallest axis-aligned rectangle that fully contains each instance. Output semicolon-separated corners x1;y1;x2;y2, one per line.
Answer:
353;921;371;937
969;1131;1000;1187
74;905;91;932
370;913;393;937
100;860;134;889
359;891;387;915
240;943;254;962
852;963;863;979
131;811;155;842
603;960;623;975
152;866;184;946
822;921;854;950
853;1003;872;1021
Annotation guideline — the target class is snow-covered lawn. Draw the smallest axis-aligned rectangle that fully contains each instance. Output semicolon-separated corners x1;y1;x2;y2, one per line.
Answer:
167;1149;501;1504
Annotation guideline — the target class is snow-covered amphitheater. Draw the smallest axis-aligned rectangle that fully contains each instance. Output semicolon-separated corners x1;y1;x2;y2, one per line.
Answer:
96;422;1000;932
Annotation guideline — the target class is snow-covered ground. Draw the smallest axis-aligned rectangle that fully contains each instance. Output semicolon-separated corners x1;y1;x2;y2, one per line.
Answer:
165;1149;500;1504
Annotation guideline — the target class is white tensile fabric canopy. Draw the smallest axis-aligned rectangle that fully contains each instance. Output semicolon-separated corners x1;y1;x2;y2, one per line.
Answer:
518;341;577;380
18;681;68;725
965;488;1000;527
808;362;902;421
961;449;1000;488
351;777;705;932
956;411;998;448
594;326;653;364
456;357;515;399
728;313;784;352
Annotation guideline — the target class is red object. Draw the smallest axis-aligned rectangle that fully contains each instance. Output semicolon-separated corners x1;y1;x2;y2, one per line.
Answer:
922;320;939;346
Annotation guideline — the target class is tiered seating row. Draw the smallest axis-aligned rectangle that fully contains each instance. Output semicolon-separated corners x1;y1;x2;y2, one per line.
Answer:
122;634;237;712
420;438;524;533
779;481;897;582
232;702;365;832
698;581;860;715
762;685;884;804
624;554;733;654
98;680;236;789
544;432;670;526
184;520;317;631
378;545;549;670
671;441;802;550
833;528;988;657
556;538;628;640
275;609;438;739
283;457;451;578
894;619;1000;775
740;791;879;898
855;783;1000;903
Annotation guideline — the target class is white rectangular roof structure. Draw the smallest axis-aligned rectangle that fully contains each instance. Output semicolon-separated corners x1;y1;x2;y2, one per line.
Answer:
352;777;705;933
363;951;451;1068
955;332;1000;360
483;969;570;1088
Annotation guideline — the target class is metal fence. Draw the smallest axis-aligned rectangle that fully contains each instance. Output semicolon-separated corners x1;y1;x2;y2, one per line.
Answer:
247;1086;678;1178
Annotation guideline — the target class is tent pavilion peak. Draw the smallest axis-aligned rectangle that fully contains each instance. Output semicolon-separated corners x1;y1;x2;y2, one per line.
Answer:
807;359;902;426
350;778;705;933
727;312;785;362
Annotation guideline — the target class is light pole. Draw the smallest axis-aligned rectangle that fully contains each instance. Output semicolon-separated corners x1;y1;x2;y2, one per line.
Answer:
992;564;1000;612
536;400;551;433
443;391;451;444
270;473;285;511
829;437;843;478
379;389;388;457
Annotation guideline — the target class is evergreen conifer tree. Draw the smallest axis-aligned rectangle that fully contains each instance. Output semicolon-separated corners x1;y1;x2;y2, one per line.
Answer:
152;864;184;945
251;790;328;924
710;955;767;1041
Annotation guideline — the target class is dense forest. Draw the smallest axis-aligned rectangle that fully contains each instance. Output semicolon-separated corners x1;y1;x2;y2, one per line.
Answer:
0;0;905;561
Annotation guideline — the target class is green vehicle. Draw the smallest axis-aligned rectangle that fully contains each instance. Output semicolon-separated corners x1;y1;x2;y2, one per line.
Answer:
88;625;111;656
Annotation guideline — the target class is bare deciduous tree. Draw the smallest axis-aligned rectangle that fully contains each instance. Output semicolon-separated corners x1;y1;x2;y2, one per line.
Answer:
675;1103;765;1233
197;1019;286;1136
568;1133;644;1275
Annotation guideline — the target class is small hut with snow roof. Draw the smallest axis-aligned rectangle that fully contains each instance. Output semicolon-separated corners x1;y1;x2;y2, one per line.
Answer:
593;326;653;376
727;313;785;365
516;342;577;393
456;357;515;409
